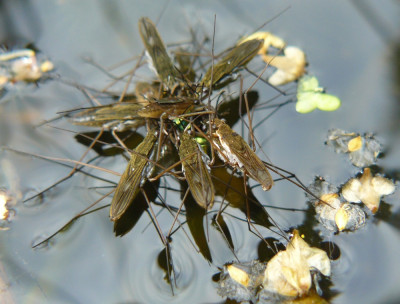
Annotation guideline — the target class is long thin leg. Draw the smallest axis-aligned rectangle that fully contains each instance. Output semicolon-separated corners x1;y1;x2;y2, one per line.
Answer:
32;189;115;248
6;135;120;203
140;188;176;294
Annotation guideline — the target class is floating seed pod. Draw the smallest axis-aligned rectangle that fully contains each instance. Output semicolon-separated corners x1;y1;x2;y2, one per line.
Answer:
217;260;265;303
262;230;331;298
306;176;338;204
326;129;381;167
316;194;366;232
264;47;306;86
307;178;366;232
0;190;10;221
0;49;53;84
342;168;395;213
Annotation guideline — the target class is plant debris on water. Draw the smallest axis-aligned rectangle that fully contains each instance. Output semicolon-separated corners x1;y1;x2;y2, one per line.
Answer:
325;129;381;167
307;178;366;232
296;75;341;114
342;168;395;214
0;48;54;98
217;230;330;302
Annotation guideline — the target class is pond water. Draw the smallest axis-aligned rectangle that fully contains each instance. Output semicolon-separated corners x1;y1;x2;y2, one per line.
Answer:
0;1;399;303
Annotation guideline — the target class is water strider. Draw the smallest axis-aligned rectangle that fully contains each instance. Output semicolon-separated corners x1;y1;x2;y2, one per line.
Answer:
178;131;215;210
67;102;146;131
109;129;158;221
32;15;314;237
16;14;323;271
211;118;273;191
67;97;198;132
138;17;183;91
200;38;264;89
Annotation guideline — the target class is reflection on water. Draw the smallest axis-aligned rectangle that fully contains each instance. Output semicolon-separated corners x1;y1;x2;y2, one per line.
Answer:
0;1;399;303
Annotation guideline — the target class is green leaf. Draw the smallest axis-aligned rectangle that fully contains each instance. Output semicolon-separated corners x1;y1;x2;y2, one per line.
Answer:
295;92;318;113
296;76;341;113
316;93;341;111
297;75;320;92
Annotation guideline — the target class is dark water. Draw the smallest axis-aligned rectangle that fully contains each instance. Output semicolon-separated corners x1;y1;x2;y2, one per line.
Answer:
0;1;399;303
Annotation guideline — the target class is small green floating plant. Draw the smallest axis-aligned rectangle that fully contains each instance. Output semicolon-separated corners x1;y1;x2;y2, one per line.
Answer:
296;75;341;114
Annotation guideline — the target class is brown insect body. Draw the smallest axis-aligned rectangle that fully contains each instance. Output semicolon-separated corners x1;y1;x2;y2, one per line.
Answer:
213;118;273;191
138;17;182;91
138;99;196;119
69;102;146;131
201;39;263;88
110;130;158;221
179;132;215;209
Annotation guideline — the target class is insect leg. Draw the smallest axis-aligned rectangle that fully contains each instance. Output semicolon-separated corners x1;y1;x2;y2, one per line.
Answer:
32;189;115;249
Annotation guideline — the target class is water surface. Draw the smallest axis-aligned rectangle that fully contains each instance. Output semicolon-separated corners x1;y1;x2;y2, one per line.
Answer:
0;1;399;303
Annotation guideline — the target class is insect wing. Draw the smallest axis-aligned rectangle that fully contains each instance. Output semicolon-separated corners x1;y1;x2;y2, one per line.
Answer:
214;119;273;191
233;144;273;191
179;132;214;209
68;102;145;129
174;48;196;82
201;39;263;87
138;17;180;90
110;131;157;221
